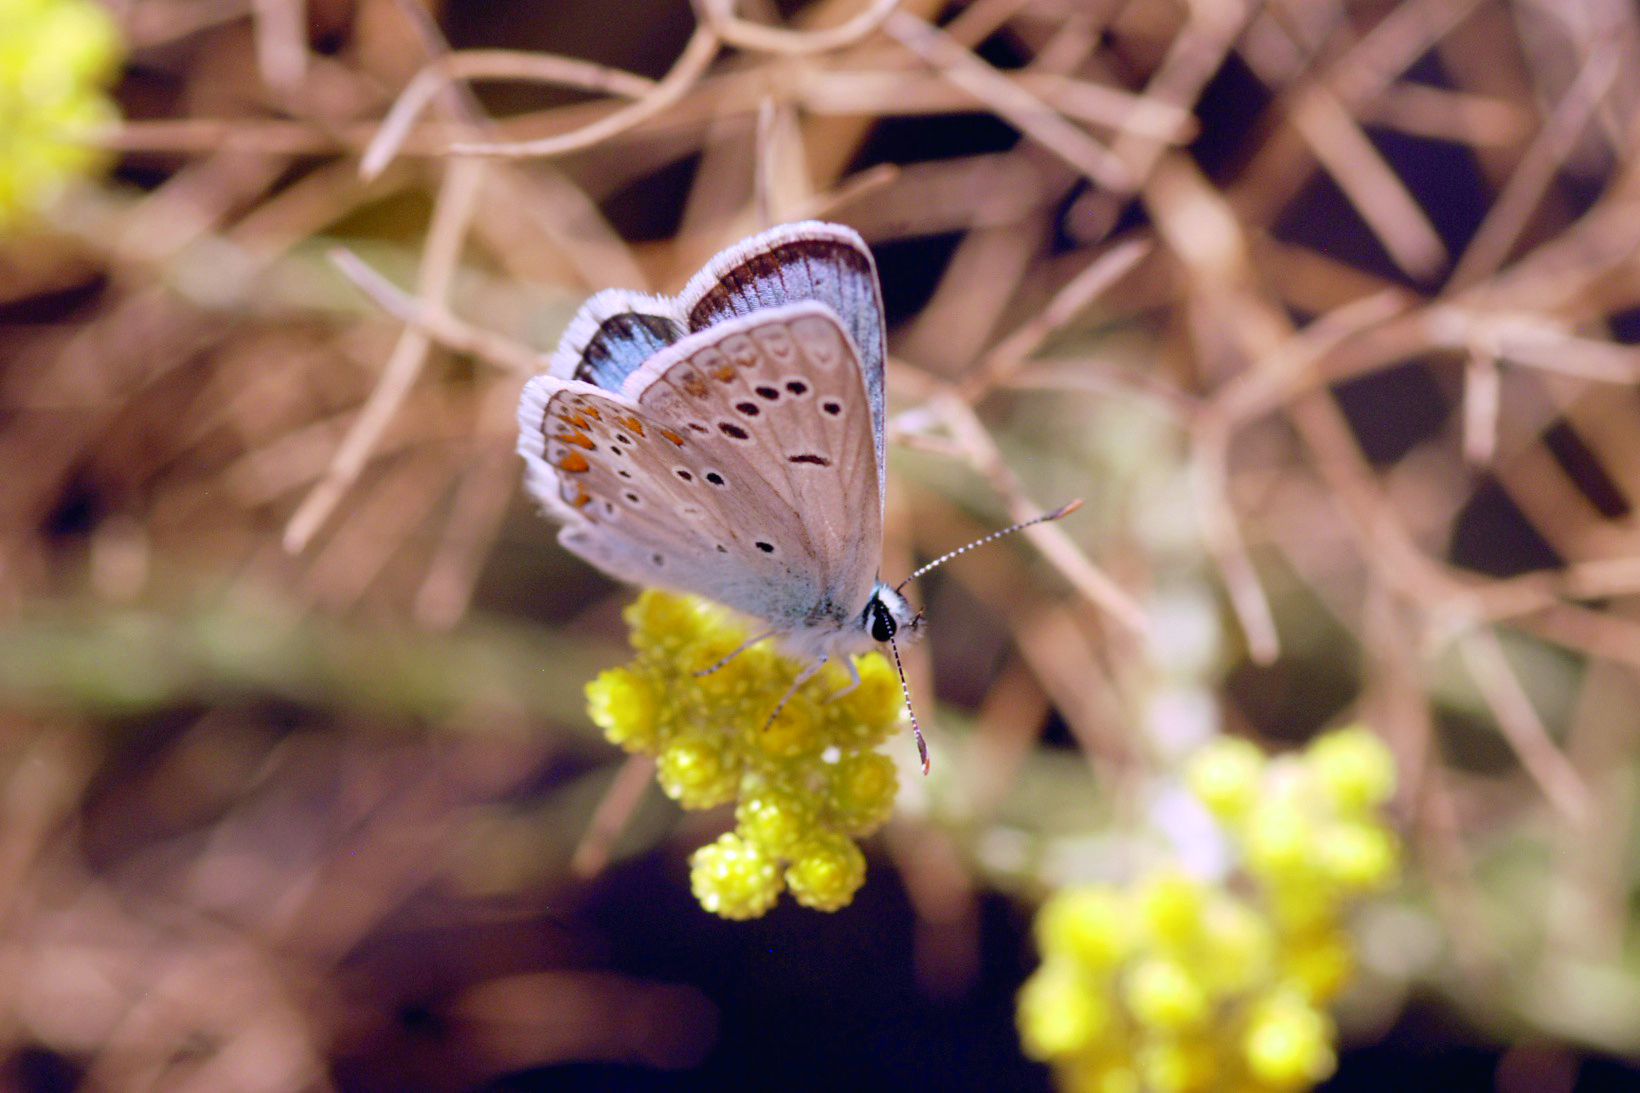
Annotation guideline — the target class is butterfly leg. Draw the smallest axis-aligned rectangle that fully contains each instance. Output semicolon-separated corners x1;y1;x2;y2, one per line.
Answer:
762;656;828;731
826;656;862;701
693;627;776;678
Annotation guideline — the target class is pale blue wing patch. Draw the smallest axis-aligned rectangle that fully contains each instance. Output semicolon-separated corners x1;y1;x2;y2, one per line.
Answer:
547;288;685;390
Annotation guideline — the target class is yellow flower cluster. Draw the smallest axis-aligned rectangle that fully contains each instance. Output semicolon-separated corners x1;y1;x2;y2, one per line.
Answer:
0;0;122;231
586;591;904;919
1018;726;1400;1093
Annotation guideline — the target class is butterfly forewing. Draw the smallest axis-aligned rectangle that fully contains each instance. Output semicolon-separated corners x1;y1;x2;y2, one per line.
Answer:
679;222;888;513
518;301;881;632
628;303;881;620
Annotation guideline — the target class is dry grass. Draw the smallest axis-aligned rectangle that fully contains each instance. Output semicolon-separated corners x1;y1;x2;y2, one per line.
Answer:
3;0;1640;1085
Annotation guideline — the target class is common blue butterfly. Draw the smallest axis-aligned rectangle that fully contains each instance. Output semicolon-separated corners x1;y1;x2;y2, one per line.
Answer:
517;222;1076;771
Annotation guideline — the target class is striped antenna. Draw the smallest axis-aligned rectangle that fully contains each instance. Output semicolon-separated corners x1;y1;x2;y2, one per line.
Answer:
895;499;1083;592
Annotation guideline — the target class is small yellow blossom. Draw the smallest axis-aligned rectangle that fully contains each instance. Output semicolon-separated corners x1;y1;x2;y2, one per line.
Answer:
0;0;124;231
1019;963;1112;1059
1018;726;1400;1093
589;591;903;918
784;830;867;911
1306;725;1397;813
1123;958;1209;1031
1037;887;1133;972
689;832;781;920
1242;991;1337;1089
1185;736;1265;824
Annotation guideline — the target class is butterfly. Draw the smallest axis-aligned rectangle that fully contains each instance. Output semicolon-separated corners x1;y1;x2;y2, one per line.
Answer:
517;222;1075;771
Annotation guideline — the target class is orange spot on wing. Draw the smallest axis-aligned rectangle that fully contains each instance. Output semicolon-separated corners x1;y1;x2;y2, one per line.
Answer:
558;430;596;450
580;405;602;421
558;452;589;473
712;365;736;382
658;428;685;447
563;412;589;429
572;489;591;508
618;415;645;437
681;375;708;398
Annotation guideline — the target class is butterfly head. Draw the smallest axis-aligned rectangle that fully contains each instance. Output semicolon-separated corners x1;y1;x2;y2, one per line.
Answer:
862;582;922;646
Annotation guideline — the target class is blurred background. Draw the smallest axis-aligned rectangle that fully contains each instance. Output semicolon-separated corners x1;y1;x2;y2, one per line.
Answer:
3;0;1640;1088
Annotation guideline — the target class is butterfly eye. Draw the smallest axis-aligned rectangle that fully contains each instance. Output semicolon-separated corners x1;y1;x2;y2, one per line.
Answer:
868;597;897;643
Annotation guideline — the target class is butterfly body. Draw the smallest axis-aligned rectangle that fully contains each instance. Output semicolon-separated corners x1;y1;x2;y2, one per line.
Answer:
516;222;916;663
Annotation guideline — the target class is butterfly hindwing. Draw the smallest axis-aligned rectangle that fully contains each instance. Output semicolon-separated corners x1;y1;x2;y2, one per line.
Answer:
547;288;685;390
519;374;812;609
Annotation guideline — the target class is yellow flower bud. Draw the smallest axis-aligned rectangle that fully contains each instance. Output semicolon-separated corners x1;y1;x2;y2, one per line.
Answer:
690;833;782;920
826;750;898;835
1136;1035;1216;1093
1123;957;1210;1031
1136;871;1205;949
736;785;813;858
784;831;866;911
656;736;738;810
0;0;124;230
1018;963;1110;1059
1306;726;1397;813
1186;736;1266;823
1242;992;1336;1089
1281;929;1355;1003
586;668;658;751
1314;820;1399;892
1037;886;1133;972
1198;893;1276;997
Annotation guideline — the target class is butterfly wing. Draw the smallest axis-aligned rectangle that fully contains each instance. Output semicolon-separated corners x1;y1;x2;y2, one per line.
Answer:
518;373;813;616
546;288;685;389
678;222;888;515
517;301;882;633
